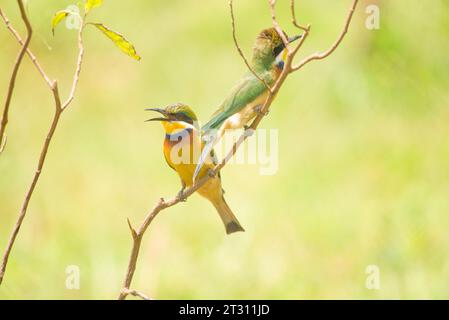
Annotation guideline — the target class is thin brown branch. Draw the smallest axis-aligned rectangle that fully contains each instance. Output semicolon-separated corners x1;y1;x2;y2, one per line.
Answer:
290;0;309;31
62;16;85;110
0;82;62;285
292;0;359;71
268;0;289;51
121;288;152;300
229;0;271;91
0;9;52;88
0;12;86;285
289;25;310;61
0;135;6;153
118;0;359;299
0;1;32;154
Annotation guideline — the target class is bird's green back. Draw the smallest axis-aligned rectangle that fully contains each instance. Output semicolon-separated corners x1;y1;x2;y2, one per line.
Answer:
201;71;273;132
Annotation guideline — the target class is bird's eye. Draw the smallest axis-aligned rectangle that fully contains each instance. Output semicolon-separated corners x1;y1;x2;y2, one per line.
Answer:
175;112;194;125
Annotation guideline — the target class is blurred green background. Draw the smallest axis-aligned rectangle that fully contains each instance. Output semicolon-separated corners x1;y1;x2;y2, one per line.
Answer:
1;0;449;299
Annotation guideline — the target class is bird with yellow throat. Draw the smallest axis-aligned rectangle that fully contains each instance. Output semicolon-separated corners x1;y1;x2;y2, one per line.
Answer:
146;103;244;235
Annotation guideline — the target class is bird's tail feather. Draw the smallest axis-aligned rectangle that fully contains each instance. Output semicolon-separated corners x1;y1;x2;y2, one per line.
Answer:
212;196;245;235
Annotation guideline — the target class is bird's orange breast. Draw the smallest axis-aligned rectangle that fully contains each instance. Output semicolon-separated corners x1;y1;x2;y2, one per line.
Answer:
161;123;224;204
163;128;212;187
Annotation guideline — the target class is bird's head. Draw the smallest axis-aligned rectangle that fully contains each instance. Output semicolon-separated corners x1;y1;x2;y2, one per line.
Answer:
252;27;301;68
145;103;199;134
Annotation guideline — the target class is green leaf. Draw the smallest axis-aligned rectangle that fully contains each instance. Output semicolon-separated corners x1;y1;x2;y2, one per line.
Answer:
85;0;103;13
91;23;141;61
51;10;70;35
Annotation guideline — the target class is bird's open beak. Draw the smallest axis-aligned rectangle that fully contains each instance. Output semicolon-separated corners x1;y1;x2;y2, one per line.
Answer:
145;108;170;122
288;34;302;43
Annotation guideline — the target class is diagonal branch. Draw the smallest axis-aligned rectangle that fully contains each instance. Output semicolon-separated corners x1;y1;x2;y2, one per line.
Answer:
0;1;32;154
0;81;62;285
62;15;86;110
0;135;6;153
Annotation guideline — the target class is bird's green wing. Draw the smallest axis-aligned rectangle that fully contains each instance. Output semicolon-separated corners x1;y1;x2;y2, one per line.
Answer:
202;73;269;132
194;72;270;182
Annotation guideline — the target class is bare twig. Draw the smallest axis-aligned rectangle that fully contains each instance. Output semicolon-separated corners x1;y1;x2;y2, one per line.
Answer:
121;288;152;300
62;15;85;110
290;0;309;31
0;1;32;154
0;135;6;153
0;10;86;285
292;0;359;71
0;9;52;88
229;0;271;91
269;0;289;50
0;82;62;285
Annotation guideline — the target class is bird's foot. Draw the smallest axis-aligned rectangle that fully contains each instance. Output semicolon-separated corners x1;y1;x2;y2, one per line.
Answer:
176;188;187;202
243;125;255;137
254;105;269;116
207;169;216;178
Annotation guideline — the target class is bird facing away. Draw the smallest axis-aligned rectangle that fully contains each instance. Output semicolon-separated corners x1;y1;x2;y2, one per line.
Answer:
194;27;302;180
146;103;245;235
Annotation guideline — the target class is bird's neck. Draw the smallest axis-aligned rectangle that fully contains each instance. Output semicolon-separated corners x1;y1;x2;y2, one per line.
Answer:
163;121;198;149
251;48;287;75
163;123;199;168
273;48;288;73
162;121;195;135
249;60;283;84
251;56;273;72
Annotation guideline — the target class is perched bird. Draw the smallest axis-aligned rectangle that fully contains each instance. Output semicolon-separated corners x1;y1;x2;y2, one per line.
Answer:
146;103;245;235
194;27;302;180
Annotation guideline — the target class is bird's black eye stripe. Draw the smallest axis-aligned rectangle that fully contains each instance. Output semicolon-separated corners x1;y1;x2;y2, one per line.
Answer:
175;112;194;125
273;43;285;57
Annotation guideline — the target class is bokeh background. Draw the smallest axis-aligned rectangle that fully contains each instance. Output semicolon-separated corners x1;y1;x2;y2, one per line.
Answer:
1;0;449;299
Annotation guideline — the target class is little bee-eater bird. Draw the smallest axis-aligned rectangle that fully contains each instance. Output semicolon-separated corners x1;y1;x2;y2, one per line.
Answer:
194;27;302;180
146;103;245;235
